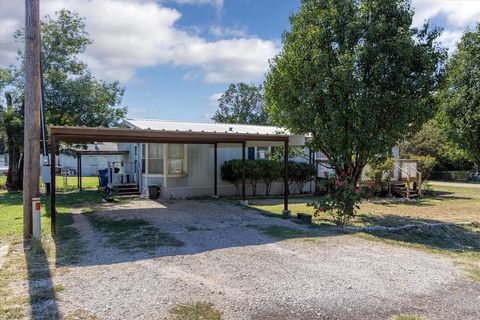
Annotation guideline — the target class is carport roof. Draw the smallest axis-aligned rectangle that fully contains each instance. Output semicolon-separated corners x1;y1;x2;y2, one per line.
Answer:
48;125;302;144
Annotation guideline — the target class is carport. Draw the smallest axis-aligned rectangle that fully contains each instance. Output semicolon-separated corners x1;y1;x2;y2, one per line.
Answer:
48;125;296;234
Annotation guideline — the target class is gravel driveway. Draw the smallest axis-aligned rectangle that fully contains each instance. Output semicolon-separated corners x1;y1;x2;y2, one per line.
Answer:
51;199;479;319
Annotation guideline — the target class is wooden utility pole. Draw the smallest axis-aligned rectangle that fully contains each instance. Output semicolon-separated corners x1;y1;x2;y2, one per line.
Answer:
23;0;41;239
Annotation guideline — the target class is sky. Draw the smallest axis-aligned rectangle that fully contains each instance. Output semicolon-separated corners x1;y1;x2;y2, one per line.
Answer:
0;0;479;122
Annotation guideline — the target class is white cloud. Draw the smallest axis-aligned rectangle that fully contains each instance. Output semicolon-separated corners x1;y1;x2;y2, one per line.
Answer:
0;0;278;84
412;0;480;28
437;30;463;52
208;92;223;107
210;25;249;38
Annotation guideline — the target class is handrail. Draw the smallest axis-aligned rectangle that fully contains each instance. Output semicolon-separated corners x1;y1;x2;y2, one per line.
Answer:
394;160;423;198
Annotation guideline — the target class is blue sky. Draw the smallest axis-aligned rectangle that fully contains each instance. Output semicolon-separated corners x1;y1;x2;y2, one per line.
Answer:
1;0;479;122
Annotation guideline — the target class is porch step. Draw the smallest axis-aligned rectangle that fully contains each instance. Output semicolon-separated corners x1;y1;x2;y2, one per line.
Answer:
391;182;419;199
114;184;140;196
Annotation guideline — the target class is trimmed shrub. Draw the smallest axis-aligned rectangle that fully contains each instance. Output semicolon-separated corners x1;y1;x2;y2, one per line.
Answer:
258;160;282;195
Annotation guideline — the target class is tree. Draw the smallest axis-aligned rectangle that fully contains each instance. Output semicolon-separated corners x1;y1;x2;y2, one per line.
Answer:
400;119;472;170
212;83;268;124
265;0;445;223
0;10;127;190
439;24;480;170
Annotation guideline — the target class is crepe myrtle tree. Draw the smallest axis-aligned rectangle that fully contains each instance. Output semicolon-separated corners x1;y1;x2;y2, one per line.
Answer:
265;0;445;224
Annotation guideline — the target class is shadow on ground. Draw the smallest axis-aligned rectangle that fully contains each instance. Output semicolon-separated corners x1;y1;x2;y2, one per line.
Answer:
24;240;60;319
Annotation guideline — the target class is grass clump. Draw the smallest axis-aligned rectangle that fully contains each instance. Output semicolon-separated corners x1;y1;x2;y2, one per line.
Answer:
252;225;307;240
170;302;222;320
84;213;183;252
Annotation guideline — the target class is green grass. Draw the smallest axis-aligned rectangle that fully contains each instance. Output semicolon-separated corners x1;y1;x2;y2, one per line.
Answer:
54;176;98;191
84;212;184;252
0;189;104;239
170;302;222;320
0;175;98;191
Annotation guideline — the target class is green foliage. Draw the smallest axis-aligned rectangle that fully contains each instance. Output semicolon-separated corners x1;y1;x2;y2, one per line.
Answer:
212;83;268;124
258;160;282;195
0;10;127;190
265;0;445;214
400;119;472;170
367;157;395;193
220;159;243;193
410;155;437;180
439;24;480;169
310;170;373;227
221;159;314;196
287;161;317;194
245;160;262;195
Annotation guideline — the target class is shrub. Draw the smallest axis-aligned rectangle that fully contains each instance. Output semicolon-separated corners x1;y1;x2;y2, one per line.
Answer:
288;162;316;194
258;160;282;195
309;169;373;227
246;160;262;196
367;157;395;195
220;160;242;194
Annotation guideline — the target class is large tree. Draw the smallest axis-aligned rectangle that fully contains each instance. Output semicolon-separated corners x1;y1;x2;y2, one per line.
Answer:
439;24;480;170
212;83;268;124
265;0;445;220
0;10;127;190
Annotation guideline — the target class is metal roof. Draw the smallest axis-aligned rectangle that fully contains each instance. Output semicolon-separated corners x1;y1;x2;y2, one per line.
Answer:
123;119;291;135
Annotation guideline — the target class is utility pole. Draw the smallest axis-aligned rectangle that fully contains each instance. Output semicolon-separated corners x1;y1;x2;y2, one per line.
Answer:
23;0;41;239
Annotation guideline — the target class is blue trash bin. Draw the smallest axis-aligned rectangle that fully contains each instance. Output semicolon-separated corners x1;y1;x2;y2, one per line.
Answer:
98;169;108;188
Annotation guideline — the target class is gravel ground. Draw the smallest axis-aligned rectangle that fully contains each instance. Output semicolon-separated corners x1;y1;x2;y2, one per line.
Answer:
47;199;480;319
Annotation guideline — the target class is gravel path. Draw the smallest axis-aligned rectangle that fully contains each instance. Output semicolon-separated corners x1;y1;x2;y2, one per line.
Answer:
53;199;479;320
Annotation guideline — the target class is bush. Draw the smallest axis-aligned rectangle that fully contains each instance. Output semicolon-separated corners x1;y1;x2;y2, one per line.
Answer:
309;169;373;227
287;161;316;194
367;157;394;195
246;160;262;196
220;160;242;194
258;160;282;195
220;159;314;196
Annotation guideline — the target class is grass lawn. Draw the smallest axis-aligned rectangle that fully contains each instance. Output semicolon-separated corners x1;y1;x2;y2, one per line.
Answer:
249;184;480;227
0;175;98;192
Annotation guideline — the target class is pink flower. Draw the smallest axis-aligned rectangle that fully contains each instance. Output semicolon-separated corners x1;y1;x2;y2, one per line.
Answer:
367;182;375;190
354;187;360;193
335;179;344;187
340;170;346;176
318;207;325;212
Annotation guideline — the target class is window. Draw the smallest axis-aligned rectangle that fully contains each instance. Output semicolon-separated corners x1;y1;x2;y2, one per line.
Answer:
167;144;187;175
256;147;270;160
148;144;164;174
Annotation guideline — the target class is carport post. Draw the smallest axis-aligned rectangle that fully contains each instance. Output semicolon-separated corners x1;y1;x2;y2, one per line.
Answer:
214;143;218;197
76;153;80;189
50;137;56;234
283;139;289;213
79;155;82;191
242;141;246;202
